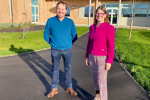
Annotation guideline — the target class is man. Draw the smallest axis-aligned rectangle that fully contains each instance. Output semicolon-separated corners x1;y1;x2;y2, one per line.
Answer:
43;1;78;98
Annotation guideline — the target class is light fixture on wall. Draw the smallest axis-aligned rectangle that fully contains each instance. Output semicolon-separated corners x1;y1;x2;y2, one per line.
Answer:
53;0;55;6
72;5;75;9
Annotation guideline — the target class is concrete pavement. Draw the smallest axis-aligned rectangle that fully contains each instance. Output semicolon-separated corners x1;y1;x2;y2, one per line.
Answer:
0;32;149;100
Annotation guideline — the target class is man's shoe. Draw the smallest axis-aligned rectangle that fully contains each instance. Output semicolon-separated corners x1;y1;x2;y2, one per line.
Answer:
47;88;58;98
66;88;77;96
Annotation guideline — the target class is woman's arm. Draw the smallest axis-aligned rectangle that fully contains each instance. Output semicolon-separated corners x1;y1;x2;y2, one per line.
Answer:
85;26;92;58
106;26;115;64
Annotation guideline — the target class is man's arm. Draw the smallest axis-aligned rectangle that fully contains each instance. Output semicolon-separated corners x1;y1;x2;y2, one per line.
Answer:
71;21;78;44
43;19;51;44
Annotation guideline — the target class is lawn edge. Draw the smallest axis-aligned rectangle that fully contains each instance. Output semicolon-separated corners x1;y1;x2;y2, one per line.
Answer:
115;52;150;97
115;28;150;98
0;31;89;58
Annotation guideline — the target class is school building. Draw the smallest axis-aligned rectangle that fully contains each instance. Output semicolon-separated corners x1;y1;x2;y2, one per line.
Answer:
0;0;150;27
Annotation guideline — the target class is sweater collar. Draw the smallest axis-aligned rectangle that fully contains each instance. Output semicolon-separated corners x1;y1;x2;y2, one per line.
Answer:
95;22;106;27
56;15;66;22
94;22;106;30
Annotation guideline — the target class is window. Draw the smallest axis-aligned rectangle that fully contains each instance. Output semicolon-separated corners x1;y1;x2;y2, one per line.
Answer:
84;7;93;17
123;5;132;7
65;7;70;17
31;0;38;5
134;4;149;17
122;8;133;17
32;6;39;22
101;4;105;7
135;9;147;17
135;4;149;8
79;6;94;18
106;4;119;8
122;4;149;17
148;9;150;18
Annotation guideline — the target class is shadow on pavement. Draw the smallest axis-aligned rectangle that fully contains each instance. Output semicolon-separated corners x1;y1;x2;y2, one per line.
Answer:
9;44;94;100
73;44;86;50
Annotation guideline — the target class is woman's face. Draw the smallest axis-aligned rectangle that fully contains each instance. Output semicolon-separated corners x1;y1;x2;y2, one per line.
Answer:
95;9;106;23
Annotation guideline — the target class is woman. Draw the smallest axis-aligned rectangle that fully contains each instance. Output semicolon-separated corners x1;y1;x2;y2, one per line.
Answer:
85;6;115;100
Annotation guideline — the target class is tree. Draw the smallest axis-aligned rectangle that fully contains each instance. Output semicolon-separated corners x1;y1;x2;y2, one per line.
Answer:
126;0;147;39
20;0;31;39
22;22;31;39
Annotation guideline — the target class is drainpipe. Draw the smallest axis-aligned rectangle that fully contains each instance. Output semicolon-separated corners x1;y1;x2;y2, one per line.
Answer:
96;0;98;9
44;0;45;23
117;0;121;28
11;0;13;24
88;0;91;27
24;0;27;22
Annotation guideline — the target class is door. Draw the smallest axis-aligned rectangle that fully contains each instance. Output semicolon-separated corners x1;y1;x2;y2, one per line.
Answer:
32;6;39;23
107;8;118;25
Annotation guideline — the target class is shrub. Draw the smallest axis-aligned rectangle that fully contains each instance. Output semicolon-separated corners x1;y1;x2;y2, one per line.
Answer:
0;23;12;28
19;22;24;27
12;23;19;27
31;23;36;26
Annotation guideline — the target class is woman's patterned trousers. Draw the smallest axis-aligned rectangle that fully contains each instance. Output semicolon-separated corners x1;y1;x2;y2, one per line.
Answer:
89;54;108;100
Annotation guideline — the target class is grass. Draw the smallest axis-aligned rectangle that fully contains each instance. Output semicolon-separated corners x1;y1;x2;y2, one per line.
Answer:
0;26;89;57
115;28;150;94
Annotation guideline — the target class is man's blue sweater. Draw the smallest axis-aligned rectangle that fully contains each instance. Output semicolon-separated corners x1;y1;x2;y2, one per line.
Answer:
43;16;78;49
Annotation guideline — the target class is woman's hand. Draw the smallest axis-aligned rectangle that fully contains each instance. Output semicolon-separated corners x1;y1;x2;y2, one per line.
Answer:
86;58;90;66
105;63;111;71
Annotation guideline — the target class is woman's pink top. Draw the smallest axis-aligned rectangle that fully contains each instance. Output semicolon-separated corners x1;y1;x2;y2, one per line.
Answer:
85;22;115;64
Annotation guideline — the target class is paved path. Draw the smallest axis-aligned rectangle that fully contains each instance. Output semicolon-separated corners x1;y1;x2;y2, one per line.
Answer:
0;32;150;100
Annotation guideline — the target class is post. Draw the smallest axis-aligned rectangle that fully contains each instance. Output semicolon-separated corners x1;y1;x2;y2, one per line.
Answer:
117;0;121;28
11;0;13;24
88;0;91;27
129;0;134;39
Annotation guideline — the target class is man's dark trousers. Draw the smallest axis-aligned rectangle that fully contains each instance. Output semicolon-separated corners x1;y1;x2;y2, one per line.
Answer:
51;47;72;89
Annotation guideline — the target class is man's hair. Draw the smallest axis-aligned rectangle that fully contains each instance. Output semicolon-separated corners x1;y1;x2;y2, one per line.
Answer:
56;1;67;10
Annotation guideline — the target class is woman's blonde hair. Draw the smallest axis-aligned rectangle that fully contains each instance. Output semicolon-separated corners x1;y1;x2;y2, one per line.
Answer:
94;6;110;24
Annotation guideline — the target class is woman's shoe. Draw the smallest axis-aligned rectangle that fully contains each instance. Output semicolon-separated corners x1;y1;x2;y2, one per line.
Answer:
94;94;100;100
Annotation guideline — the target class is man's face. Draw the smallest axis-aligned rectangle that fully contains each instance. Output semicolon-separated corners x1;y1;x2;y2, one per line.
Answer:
57;3;67;18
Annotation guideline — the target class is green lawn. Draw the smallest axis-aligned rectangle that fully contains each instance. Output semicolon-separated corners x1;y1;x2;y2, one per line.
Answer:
0;26;89;57
115;28;150;94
